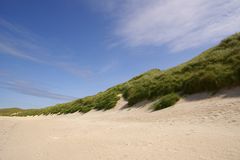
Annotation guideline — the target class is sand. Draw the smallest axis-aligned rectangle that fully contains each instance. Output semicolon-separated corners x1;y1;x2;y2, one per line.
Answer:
1;88;240;160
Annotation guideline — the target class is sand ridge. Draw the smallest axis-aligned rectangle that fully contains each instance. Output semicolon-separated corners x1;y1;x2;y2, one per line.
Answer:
0;88;240;160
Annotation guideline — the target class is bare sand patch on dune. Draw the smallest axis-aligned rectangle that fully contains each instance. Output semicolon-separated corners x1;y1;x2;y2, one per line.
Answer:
0;88;240;160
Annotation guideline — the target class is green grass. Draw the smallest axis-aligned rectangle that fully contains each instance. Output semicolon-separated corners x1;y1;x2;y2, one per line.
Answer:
122;33;240;105
15;88;121;116
151;93;180;111
1;33;240;116
0;108;23;116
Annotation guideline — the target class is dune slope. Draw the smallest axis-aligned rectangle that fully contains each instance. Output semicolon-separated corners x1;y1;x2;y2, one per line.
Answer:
1;33;240;116
1;88;240;160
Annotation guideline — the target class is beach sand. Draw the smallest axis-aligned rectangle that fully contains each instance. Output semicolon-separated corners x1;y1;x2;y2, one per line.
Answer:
1;88;240;160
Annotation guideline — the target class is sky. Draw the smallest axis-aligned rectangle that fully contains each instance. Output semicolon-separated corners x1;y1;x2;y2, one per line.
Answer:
0;0;240;108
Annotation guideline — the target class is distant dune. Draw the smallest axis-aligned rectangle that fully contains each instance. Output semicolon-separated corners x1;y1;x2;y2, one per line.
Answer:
1;33;240;116
1;87;240;160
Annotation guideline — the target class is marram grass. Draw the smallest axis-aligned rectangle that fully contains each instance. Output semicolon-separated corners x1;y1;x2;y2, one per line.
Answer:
1;33;240;116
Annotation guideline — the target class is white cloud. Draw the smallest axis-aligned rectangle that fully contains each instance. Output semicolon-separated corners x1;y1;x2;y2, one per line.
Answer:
96;0;240;51
0;80;76;101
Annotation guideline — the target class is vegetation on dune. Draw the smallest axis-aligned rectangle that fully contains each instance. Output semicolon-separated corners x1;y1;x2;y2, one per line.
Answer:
151;93;180;111
0;108;23;116
1;33;240;116
15;88;121;116
122;33;240;105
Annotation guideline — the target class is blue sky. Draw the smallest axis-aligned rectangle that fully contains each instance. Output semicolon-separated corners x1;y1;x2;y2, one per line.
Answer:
0;0;240;108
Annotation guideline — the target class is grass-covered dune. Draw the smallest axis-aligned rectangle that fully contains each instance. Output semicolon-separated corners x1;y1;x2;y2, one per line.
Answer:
123;33;240;105
1;33;240;116
0;108;23;116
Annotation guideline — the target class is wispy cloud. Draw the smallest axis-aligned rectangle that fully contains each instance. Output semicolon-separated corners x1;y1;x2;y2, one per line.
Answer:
0;80;76;101
55;62;93;78
98;61;118;74
0;18;92;77
0;69;7;76
91;0;240;52
0;42;44;63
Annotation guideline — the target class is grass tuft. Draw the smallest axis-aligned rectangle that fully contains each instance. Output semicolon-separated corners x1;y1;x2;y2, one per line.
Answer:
151;93;180;111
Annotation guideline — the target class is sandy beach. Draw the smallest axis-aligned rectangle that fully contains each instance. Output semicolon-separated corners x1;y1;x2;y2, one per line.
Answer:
1;88;240;160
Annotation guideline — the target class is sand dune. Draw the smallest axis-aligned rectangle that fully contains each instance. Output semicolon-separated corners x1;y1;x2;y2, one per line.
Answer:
1;88;240;160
